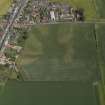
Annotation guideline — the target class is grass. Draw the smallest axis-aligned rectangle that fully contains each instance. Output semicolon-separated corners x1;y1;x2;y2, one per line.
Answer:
0;0;12;16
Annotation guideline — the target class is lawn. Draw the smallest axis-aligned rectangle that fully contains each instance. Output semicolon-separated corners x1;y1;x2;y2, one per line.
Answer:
0;0;11;16
19;23;99;81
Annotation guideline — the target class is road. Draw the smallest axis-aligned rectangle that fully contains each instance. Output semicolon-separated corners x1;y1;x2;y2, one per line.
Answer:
0;0;29;53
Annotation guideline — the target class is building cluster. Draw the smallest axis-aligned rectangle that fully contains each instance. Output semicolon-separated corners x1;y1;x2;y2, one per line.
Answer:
0;43;22;69
15;0;84;25
0;0;84;30
0;0;84;70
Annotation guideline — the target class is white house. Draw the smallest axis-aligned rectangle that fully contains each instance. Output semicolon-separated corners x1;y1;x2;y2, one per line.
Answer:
50;10;56;21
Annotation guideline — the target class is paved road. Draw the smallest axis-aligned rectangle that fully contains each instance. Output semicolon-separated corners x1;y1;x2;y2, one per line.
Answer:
0;0;29;52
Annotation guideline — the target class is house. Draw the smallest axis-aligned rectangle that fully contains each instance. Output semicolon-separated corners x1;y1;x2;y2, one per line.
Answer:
5;44;22;53
50;10;55;21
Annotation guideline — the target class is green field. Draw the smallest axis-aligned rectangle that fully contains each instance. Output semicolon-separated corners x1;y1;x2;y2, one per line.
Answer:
0;0;11;15
17;23;105;105
0;81;100;105
95;0;105;19
19;23;99;81
95;23;105;83
93;23;105;105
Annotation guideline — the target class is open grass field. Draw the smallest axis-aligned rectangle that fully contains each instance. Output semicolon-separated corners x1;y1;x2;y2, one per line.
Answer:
0;81;100;105
19;23;100;81
0;0;11;16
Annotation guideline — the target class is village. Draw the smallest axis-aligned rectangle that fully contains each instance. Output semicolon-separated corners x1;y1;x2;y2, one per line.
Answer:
0;0;84;80
15;0;84;24
2;0;84;27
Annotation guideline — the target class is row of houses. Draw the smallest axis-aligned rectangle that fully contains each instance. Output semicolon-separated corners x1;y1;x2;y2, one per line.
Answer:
15;0;84;25
0;0;84;30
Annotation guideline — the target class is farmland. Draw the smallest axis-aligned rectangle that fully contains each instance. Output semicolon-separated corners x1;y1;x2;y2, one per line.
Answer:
95;23;105;83
0;81;100;105
95;0;105;19
17;23;105;105
19;23;99;81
